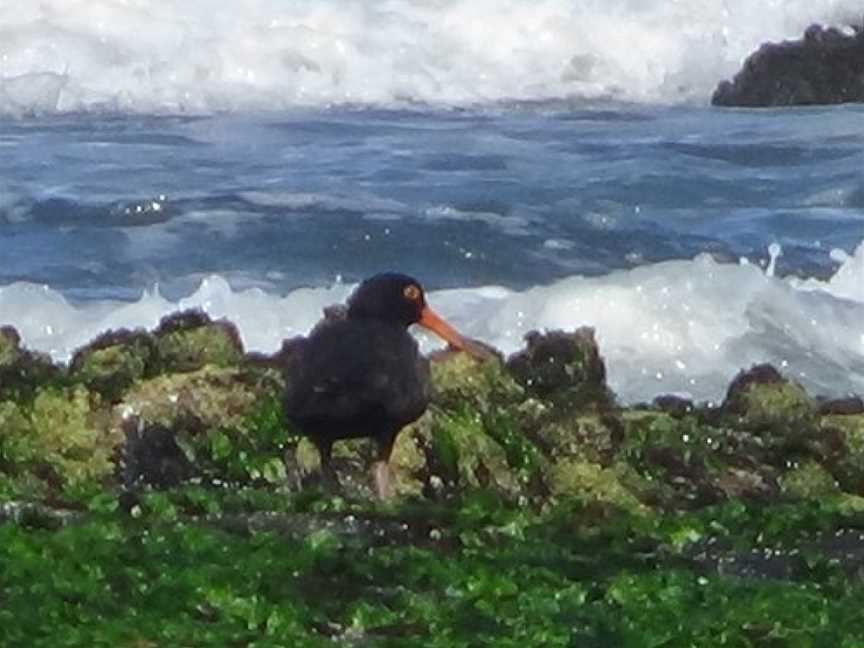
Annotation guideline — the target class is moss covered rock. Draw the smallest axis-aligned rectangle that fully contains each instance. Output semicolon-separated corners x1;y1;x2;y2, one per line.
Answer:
723;364;816;432
0;326;61;401
154;310;244;373
620;410;780;508
546;458;648;515
0;386;117;499
69;329;157;402
779;460;839;499
506;328;613;409
533;413;624;465
821;414;864;494
430;350;523;410
0;326;20;366
721;365;850;478
114;365;289;487
420;408;525;497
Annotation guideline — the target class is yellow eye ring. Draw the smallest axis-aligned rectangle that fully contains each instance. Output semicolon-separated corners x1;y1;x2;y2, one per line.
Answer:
403;284;421;301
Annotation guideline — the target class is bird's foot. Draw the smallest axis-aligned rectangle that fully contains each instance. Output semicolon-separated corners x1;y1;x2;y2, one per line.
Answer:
304;464;343;495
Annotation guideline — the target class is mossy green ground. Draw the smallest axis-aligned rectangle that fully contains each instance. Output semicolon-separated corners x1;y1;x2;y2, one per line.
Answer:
3;492;864;646
3;318;864;645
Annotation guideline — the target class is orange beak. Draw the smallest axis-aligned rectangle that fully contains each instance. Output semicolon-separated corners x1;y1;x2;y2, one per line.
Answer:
417;305;493;361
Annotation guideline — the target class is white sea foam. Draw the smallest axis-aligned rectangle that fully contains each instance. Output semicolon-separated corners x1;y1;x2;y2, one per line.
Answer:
2;241;862;404
0;0;859;114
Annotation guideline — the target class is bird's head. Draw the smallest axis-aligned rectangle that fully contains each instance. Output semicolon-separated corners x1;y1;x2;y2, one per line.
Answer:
347;273;492;360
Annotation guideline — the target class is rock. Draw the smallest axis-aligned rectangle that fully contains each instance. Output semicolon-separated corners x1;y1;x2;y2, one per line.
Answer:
506;328;613;409
0;326;61;401
621;410;780;508
532;413;624;465
0;326;21;365
821;414;864;494
713;23;864;107
722;364;815;432
430;350;523;411
653;394;694;418
420;408;524;497
0;387;118;498
69;329;157;402
721;364;849;467
779;460;839;499
545;458;648;515
113;365;289;486
154;310;244;373
118;417;196;489
818;396;864;416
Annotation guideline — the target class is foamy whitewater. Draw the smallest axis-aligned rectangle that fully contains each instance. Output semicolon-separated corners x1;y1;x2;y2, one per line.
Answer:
1;2;863;403
0;0;862;114
1;241;863;404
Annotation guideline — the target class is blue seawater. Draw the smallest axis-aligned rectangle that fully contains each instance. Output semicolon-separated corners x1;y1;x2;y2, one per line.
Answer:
1;1;862;402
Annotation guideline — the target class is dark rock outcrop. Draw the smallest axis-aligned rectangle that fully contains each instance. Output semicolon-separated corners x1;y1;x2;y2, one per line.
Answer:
0;326;61;401
70;329;158;402
154;309;245;373
118;417;195;489
713;23;864;107
506;328;613;409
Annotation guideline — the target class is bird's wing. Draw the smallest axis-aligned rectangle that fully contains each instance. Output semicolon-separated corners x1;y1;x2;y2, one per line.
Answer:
283;320;427;426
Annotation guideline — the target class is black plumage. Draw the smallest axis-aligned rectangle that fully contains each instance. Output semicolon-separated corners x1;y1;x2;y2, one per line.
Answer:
282;273;487;497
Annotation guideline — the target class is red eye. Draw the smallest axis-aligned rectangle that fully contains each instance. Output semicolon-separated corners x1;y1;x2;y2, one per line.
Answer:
402;284;421;301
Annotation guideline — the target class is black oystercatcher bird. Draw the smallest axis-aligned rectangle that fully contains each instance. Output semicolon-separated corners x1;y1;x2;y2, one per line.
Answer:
282;273;489;498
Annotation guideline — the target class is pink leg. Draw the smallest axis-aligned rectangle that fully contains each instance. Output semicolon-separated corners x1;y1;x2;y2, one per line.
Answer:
372;460;393;499
372;431;398;499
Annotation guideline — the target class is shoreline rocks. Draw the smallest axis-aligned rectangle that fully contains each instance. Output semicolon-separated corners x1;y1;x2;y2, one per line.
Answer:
0;313;862;518
713;22;864;107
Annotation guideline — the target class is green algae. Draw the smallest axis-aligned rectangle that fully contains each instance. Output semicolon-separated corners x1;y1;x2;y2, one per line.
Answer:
69;330;157;402
0;387;117;500
154;311;245;373
722;366;817;443
0;327;62;402
780;460;840;498
545;458;648;514
3;495;864;647
1;321;864;644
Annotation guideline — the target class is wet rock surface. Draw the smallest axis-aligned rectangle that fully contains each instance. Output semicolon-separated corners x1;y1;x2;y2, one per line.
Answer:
2;316;864;644
0;322;861;514
713;23;864;107
506;328;613;408
1;316;864;642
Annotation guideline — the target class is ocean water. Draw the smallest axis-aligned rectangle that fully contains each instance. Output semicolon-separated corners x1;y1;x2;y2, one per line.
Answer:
1;1;863;403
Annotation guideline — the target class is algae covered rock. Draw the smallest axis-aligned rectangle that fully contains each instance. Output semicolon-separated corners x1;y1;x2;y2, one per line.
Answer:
779;460;839;499
620;410;780;508
0;386;118;499
417;408;526;497
69;329;157;402
0;326;61;401
506;328;613;409
430;350;523;411
546;458;648;515
119;417;196;489
114;365;290;486
154;310;244;373
0;326;20;366
723;364;816;431
532;413;624;465
720;364;843;467
821;414;864;494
